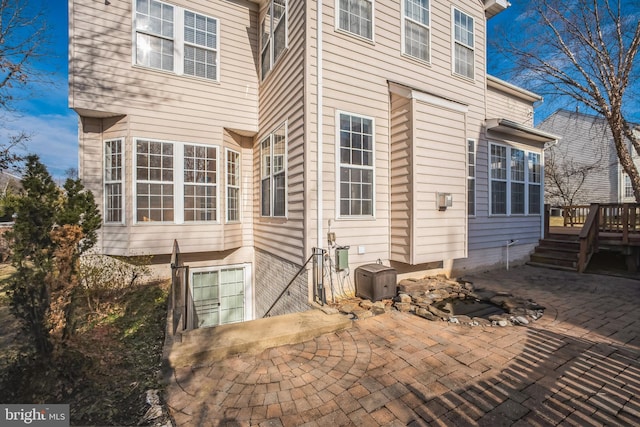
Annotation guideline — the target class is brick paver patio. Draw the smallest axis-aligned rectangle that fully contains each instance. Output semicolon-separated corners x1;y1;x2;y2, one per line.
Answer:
165;265;640;426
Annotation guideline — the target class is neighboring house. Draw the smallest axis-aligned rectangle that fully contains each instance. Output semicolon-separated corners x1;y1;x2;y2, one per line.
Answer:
537;109;640;205
68;0;558;327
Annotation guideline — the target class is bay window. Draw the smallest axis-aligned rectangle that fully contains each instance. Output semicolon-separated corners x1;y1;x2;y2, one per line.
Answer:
104;139;124;224
135;139;220;223
490;143;542;216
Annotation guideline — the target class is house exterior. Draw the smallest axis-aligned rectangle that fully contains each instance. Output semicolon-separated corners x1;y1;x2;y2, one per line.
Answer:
68;0;557;327
537;109;640;206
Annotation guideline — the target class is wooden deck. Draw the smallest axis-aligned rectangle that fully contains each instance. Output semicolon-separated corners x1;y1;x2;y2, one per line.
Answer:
542;204;640;272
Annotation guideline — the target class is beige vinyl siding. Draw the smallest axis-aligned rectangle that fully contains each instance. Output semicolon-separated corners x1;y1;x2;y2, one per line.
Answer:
305;0;485;266
390;93;413;264
486;86;534;127
70;0;259;133
253;0;306;265
411;98;467;263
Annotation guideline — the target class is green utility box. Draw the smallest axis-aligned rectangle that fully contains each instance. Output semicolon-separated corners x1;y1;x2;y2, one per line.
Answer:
335;246;349;271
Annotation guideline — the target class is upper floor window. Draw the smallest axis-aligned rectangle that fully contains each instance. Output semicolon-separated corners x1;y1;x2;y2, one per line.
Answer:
490;143;541;216
226;149;241;222
261;0;287;80
261;124;287;217
403;0;430;62
104;139;124;224
467;139;475;216
135;139;219;223
452;8;474;79
134;0;219;81
337;0;373;41
338;112;374;217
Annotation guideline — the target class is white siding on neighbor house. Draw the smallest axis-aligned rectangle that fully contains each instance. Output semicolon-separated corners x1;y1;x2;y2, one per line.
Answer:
253;0;307;266
304;0;487;268
537;110;619;204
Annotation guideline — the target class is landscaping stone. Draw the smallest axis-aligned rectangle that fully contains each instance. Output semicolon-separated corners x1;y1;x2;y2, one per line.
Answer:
332;275;544;327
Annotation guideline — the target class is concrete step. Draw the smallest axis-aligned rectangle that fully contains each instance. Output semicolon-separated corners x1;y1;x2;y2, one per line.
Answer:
164;308;353;368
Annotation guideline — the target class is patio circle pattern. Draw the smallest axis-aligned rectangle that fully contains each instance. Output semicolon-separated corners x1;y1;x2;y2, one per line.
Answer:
166;265;640;426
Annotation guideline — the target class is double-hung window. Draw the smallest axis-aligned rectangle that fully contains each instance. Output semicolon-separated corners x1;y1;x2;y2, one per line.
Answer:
134;0;219;81
337;0;373;41
104;139;124;224
261;124;287;217
467;139;476;216
452;8;474;79
490;143;542;215
136;139;174;222
261;0;287;80
403;0;430;62
135;139;220;223
528;153;541;214
183;144;217;222
226;149;241;222
624;174;634;199
338;112;374;217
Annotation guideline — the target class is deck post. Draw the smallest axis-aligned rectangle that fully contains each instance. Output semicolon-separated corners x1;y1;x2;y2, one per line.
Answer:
544;204;550;239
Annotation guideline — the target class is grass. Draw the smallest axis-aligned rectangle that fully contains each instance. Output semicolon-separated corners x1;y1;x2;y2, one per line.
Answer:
0;270;169;426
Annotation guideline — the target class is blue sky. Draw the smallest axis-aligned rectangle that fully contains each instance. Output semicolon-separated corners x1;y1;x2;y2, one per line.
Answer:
7;1;637;180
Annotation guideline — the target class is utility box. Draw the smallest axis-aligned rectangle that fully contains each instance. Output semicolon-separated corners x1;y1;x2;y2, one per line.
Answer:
335;246;350;271
355;264;397;301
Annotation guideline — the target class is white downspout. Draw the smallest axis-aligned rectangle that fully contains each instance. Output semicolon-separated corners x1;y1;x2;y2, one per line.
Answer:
316;1;323;252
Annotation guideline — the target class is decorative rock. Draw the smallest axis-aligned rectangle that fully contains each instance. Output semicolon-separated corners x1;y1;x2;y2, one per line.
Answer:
339;303;357;314
497;319;509;327
513;316;530;325
416;308;437;321
399;293;412;303
394;302;411;312
360;300;373;310
354;309;373;320
449;317;460;324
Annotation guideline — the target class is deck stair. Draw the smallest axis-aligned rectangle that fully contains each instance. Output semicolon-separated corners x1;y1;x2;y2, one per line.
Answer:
529;233;580;271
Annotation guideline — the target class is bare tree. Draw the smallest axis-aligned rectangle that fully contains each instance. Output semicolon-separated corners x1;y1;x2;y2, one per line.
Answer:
544;144;603;208
0;0;49;170
493;0;640;202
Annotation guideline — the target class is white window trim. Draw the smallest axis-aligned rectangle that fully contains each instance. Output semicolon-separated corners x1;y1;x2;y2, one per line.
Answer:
132;0;220;82
335;0;375;43
133;138;221;225
489;142;542;217
260;122;288;218
401;0;431;64
104;138;125;225
335;110;376;220
451;6;475;81
467;138;476;217
183;143;220;223
225;148;241;223
189;263;253;323
260;0;288;80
